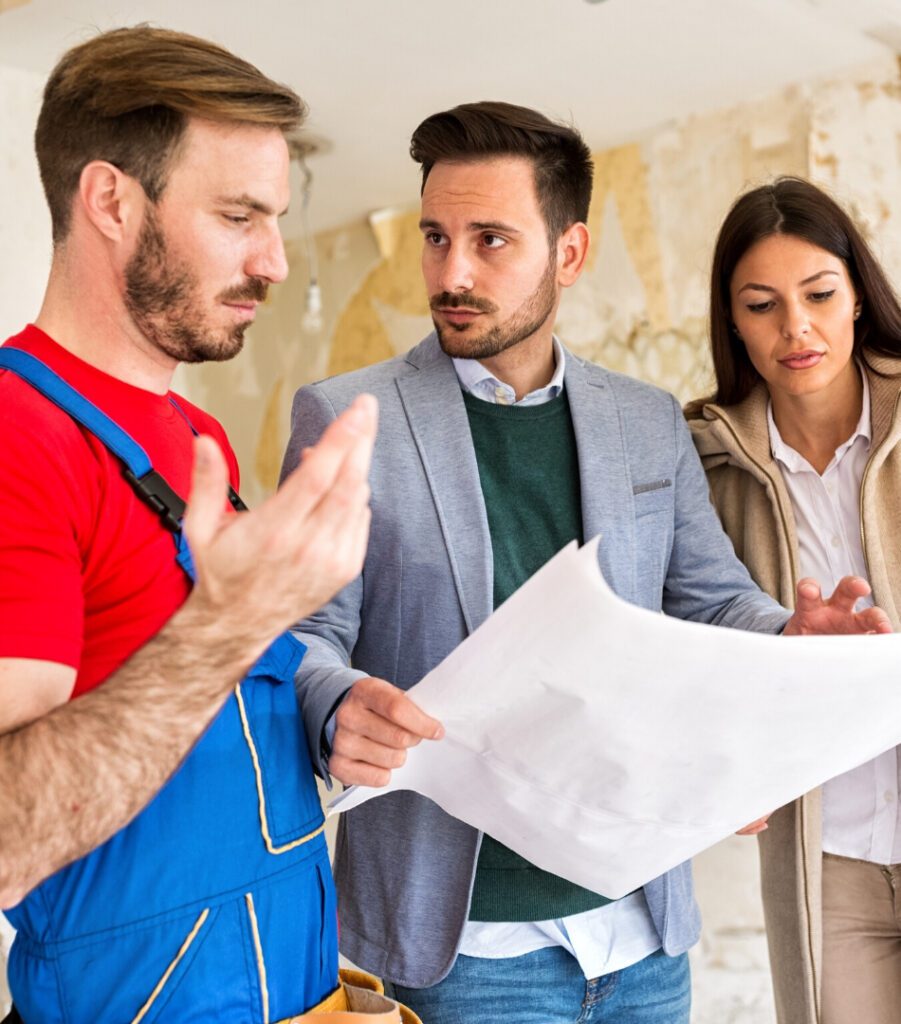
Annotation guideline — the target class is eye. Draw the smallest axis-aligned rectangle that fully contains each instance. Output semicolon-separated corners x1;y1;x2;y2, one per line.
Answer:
746;300;775;314
482;233;506;249
223;214;250;225
424;231;446;247
808;289;836;303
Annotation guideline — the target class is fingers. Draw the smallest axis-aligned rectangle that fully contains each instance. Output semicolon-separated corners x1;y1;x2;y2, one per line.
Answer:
856;607;894;635
328;753;392;789
273;394;378;524
329;678;444;789
793;577;823;613
333;719;411;769
343;677;444;742
829;575;871;614
736;816;769;836
182;435;230;550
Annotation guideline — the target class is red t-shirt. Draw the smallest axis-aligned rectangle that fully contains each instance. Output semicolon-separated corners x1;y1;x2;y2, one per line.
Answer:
0;326;239;697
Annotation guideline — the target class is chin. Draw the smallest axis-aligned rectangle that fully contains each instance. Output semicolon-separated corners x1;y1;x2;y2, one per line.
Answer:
436;325;497;360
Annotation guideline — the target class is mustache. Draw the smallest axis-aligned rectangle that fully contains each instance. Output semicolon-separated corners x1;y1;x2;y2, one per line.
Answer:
430;292;498;314
219;278;269;304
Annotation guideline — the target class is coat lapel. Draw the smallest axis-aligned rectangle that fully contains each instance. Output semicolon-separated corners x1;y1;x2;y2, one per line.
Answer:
396;334;494;634
564;349;637;598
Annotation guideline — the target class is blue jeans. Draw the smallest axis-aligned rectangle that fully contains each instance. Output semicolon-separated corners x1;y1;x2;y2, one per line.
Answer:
386;947;690;1024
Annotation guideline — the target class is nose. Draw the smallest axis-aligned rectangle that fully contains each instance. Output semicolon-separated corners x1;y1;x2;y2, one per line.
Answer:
781;301;810;341
247;221;289;285
437;242;475;294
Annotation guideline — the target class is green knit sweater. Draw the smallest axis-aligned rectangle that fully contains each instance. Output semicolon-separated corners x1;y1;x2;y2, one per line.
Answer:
462;389;614;922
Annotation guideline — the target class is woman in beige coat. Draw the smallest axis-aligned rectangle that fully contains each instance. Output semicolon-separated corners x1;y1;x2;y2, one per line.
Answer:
687;177;901;1024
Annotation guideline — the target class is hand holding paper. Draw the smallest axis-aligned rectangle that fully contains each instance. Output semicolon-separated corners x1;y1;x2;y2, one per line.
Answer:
330;537;901;899
330;675;444;787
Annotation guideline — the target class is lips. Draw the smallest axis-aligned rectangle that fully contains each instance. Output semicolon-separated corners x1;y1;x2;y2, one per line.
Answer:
437;308;483;325
223;302;258;321
778;350;824;370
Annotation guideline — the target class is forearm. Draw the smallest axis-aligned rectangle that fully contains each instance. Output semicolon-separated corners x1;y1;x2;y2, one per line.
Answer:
0;595;259;908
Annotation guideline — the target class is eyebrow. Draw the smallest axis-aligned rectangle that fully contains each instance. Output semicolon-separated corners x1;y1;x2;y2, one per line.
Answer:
419;218;521;235
216;193;290;217
738;270;840;295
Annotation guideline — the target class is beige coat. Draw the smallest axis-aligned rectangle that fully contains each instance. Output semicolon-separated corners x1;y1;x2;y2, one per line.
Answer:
687;357;901;1024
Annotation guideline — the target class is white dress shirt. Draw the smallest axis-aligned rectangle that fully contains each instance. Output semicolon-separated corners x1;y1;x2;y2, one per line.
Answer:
768;376;901;864
454;338;662;976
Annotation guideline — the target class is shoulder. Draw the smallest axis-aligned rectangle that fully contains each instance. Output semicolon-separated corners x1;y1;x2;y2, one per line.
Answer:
0;372;100;538
685;412;723;456
301;349;424;406
0;369;100;467
566;356;685;459
566;351;679;415
171;393;231;446
169;393;239;483
301;334;446;402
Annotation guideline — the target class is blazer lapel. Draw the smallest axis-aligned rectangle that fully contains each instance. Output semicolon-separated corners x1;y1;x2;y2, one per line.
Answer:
564;349;637;599
396;334;494;634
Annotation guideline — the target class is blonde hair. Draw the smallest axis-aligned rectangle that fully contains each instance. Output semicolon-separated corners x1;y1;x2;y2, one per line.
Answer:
36;25;305;242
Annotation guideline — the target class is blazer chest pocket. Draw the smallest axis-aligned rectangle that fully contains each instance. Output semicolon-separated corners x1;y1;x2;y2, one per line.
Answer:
632;478;673;517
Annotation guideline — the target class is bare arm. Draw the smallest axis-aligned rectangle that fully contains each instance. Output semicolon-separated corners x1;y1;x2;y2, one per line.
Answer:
0;394;377;908
0;659;75;732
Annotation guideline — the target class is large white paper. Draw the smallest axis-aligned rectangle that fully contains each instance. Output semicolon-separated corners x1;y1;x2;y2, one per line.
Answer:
329;537;901;898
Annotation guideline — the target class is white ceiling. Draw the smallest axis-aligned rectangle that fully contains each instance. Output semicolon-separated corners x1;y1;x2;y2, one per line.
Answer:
1;0;900;233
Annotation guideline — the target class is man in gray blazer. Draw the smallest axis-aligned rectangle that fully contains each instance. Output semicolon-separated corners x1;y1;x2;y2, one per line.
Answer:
282;103;888;1024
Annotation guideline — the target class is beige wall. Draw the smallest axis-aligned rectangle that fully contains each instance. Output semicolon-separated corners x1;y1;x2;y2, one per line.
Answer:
0;62;51;338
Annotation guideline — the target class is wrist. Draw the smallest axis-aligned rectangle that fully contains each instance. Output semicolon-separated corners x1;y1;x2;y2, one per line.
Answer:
165;591;271;686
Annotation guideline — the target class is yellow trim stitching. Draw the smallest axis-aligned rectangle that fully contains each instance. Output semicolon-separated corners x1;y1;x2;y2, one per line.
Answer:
129;908;209;1024
234;684;326;854
245;893;270;1024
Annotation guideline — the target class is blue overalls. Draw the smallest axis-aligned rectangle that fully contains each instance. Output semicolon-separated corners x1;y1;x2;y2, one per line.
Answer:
0;349;339;1024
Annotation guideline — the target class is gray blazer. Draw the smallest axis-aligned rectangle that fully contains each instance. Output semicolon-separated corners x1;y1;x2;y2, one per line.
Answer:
283;334;789;988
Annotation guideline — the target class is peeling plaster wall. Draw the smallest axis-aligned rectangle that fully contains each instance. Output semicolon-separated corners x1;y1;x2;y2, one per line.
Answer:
809;60;901;279
0;62;51;339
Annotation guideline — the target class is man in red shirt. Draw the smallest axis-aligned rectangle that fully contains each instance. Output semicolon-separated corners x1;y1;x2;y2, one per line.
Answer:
0;24;438;1024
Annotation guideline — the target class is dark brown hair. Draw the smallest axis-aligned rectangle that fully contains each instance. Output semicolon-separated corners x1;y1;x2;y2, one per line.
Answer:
691;176;901;413
409;101;593;240
36;25;305;243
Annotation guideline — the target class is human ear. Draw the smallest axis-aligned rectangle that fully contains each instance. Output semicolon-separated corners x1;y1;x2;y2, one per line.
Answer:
557;222;590;287
77;161;145;244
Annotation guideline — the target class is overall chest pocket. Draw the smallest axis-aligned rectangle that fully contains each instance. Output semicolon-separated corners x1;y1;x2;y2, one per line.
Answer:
236;631;326;852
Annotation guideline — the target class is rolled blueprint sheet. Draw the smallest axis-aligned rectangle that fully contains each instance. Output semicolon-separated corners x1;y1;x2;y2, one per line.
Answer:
329;537;901;898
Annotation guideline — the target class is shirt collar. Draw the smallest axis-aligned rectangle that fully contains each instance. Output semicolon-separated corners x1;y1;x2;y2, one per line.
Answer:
767;366;872;472
452;336;566;406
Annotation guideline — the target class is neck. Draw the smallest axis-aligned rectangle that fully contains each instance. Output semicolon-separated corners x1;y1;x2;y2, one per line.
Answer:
477;328;557;402
34;249;178;395
769;362;864;475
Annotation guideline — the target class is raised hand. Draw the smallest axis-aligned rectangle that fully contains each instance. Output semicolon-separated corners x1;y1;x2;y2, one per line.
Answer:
182;393;378;667
783;576;893;636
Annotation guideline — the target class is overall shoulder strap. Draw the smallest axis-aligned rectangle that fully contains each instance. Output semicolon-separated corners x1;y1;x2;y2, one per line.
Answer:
0;348;187;532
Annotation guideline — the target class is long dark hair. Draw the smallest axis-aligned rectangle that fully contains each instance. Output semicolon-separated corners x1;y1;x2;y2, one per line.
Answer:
691;176;901;413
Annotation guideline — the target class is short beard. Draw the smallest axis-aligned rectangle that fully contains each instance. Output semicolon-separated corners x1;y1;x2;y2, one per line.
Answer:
432;253;557;360
124;206;267;364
